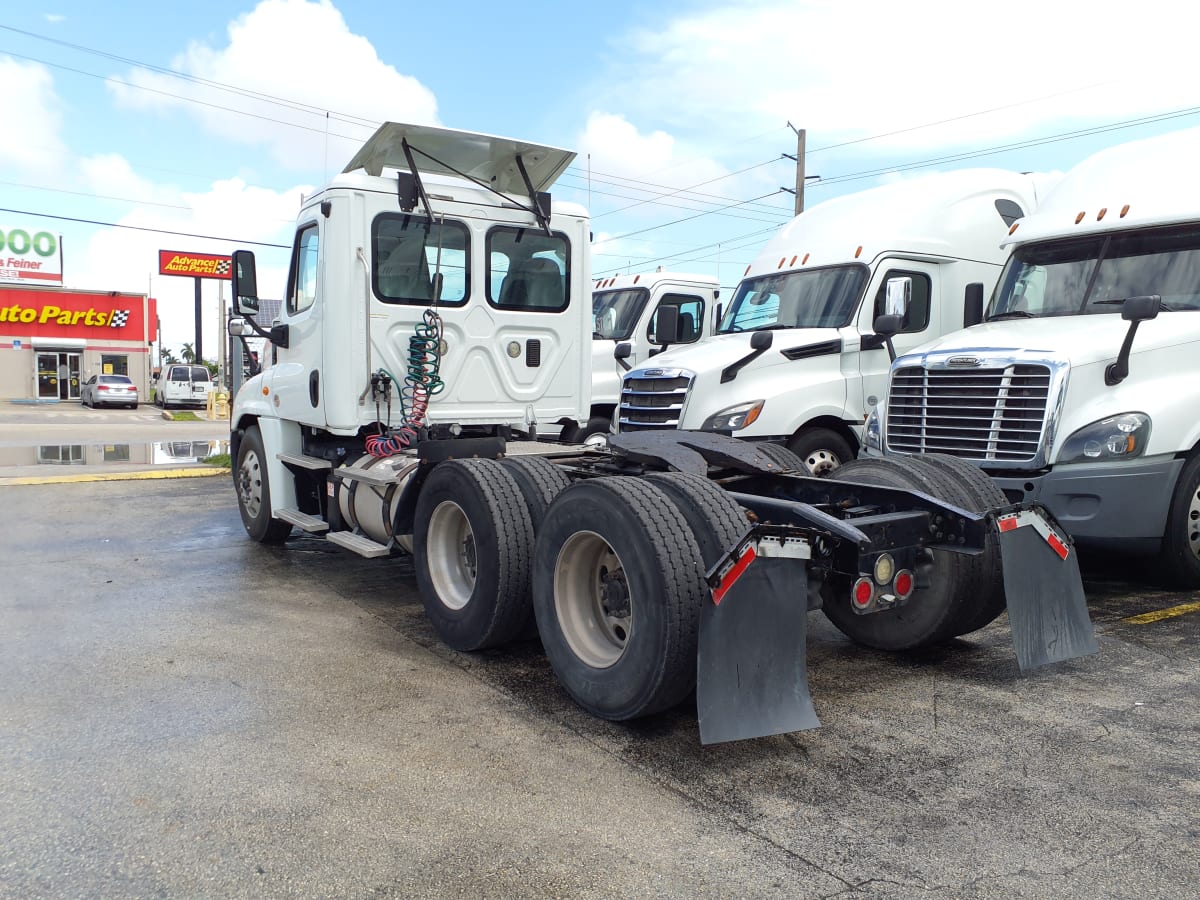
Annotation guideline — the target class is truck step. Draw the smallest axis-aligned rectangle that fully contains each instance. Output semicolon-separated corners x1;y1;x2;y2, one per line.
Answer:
274;507;329;533
326;530;392;558
278;452;332;470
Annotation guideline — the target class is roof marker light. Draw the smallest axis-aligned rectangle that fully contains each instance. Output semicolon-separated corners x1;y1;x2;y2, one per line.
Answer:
633;275;640;284
1120;204;1131;218
1097;208;1107;221
854;246;863;259
802;253;810;265
744;265;751;276
789;255;798;266
1008;222;1020;235
1075;211;1086;224
778;257;786;269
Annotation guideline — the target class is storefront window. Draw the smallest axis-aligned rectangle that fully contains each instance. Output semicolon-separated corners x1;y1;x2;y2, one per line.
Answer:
101;355;129;376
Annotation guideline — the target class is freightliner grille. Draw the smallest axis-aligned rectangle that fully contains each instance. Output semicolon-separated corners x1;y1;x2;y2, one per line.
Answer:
886;364;1052;462
618;369;694;430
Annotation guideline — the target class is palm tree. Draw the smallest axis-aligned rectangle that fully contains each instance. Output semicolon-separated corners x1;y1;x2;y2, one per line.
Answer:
161;347;179;365
181;342;196;364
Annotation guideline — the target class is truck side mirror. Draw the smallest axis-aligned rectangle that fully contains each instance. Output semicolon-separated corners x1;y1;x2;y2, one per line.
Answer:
963;282;984;327
228;318;247;337
884;277;911;319
614;341;632;372
1105;295;1161;386
231;250;259;314
749;330;774;351
654;305;679;348
872;314;902;363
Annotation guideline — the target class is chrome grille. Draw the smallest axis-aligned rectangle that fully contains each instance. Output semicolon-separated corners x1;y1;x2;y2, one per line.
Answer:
886;364;1051;462
617;369;694;430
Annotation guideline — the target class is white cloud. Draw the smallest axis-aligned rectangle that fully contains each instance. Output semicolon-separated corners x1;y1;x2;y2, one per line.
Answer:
107;0;439;172
606;0;1200;154
44;13;65;24
64;174;305;361
0;57;68;175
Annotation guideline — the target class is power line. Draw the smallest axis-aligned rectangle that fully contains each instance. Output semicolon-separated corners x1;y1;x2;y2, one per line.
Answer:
0;207;290;249
594;191;785;245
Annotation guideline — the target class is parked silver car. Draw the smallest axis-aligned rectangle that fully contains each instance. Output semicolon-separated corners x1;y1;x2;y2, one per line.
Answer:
81;374;139;409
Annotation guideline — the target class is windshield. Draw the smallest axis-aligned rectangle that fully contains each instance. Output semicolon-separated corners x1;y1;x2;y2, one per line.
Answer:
988;224;1200;318
718;264;868;333
592;288;649;340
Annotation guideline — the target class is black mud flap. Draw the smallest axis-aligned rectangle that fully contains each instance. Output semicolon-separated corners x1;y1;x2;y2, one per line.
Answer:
698;535;819;745
996;509;1098;670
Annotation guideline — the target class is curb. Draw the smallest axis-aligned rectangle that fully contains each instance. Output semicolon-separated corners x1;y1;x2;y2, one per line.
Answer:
1;467;231;486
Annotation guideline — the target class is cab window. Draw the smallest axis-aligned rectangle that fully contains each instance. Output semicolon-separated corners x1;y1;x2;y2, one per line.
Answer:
287;224;319;315
373;214;469;305
648;294;705;343
487;227;570;312
872;270;932;334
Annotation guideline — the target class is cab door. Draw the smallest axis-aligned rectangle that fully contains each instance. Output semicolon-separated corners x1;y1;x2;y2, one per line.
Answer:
267;219;325;427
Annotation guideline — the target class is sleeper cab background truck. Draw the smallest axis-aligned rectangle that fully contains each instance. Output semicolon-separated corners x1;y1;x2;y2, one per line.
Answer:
615;169;1059;474
869;126;1200;586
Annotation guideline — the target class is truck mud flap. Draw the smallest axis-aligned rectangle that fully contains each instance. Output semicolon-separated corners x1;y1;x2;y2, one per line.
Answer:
997;509;1098;670
698;534;819;745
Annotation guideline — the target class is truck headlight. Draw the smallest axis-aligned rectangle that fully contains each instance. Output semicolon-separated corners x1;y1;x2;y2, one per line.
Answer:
699;400;765;432
863;405;883;456
1057;413;1150;465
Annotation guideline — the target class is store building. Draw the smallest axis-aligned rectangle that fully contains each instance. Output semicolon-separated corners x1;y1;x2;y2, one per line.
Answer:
0;286;157;402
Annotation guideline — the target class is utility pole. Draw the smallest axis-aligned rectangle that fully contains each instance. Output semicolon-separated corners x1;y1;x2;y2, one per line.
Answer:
793;126;806;216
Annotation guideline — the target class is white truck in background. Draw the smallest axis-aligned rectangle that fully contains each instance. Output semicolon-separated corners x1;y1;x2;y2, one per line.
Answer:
567;270;719;443
615;170;1057;474
225;122;1096;744
869;127;1200;586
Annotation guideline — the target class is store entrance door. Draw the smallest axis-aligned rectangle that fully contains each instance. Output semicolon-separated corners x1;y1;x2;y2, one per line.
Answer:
36;352;82;400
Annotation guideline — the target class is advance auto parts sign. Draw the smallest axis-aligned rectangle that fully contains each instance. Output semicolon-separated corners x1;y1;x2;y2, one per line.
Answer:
158;250;232;280
0;226;62;285
0;288;153;341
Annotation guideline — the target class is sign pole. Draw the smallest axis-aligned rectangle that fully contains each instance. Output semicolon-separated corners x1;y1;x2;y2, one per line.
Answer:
194;276;203;364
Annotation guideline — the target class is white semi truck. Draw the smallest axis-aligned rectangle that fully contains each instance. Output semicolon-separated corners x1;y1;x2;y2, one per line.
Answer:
615;170;1056;474
227;122;1095;744
869;127;1200;587
568;271;720;444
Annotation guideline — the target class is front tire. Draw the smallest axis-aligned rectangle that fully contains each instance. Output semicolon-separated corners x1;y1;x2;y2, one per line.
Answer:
533;477;708;720
235;425;292;543
562;416;611;447
1158;451;1200;587
413;459;534;651
786;428;854;476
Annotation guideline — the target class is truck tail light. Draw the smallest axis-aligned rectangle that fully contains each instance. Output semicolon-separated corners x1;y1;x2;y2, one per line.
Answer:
893;569;914;600
852;577;873;609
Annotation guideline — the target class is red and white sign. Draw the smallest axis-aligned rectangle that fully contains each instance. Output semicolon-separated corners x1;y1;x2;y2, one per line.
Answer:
0;225;63;285
158;250;232;280
0;287;156;342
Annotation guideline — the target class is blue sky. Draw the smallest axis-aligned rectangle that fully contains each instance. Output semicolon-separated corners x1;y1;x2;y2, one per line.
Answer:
4;0;1200;357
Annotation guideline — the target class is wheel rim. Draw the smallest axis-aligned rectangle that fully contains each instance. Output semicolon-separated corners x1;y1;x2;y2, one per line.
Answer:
1188;483;1200;560
554;530;632;669
583;432;609;450
426;500;477;611
238;448;265;518
803;448;842;476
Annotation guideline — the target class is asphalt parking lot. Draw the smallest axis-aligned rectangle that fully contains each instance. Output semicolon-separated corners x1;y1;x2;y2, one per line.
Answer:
2;470;1198;898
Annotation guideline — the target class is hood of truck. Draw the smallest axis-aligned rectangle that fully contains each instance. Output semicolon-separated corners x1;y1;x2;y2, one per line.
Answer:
626;329;845;380
899;314;1200;369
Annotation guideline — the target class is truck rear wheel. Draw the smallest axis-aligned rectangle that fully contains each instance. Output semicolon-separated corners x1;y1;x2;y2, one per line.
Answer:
642;472;749;568
910;454;1008;634
234;425;293;544
499;456;571;532
414;459;534;651
754;442;807;475
786;428;853;476
533;477;708;720
1158;451;1200;587
823;458;977;650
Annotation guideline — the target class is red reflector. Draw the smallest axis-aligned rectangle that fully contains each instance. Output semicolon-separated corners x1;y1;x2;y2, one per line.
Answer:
894;570;914;598
852;577;873;609
1047;532;1069;560
712;545;757;606
997;515;1018;532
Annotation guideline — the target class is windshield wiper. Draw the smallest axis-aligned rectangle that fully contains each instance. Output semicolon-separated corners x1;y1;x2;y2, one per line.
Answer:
986;310;1034;321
